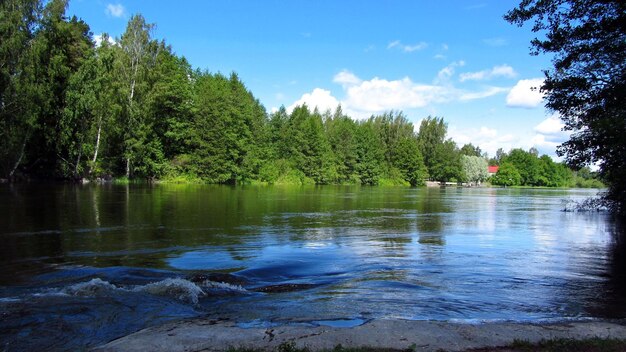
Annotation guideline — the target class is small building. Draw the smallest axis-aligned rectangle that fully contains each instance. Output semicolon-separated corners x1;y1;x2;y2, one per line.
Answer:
488;165;499;175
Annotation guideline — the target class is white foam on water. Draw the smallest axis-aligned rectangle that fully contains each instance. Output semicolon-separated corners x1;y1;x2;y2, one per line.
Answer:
199;280;248;293
13;277;244;305
134;278;205;304
0;297;22;303
63;278;122;297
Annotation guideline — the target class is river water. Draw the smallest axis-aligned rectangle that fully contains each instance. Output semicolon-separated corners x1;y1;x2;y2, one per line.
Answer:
0;184;624;350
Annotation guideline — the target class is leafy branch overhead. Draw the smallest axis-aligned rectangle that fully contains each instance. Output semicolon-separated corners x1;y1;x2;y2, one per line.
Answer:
506;0;626;212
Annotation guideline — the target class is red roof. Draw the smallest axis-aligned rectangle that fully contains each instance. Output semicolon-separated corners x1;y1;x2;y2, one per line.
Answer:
488;166;499;174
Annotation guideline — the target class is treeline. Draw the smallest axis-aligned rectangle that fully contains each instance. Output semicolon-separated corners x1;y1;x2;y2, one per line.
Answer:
0;1;600;188
489;148;603;188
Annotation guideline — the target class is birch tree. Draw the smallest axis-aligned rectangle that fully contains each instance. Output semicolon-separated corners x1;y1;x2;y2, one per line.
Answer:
62;35;119;177
117;14;157;178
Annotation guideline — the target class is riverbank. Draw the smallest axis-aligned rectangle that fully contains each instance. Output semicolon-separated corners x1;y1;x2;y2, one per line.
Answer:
93;319;626;352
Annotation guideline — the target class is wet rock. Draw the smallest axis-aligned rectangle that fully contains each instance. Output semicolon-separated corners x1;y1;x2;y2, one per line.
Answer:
94;320;626;352
187;273;248;286
252;283;318;293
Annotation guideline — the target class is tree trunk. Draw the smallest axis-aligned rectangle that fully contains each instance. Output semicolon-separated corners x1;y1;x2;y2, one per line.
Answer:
126;157;130;178
129;78;136;104
9;136;27;178
89;117;102;175
74;149;82;179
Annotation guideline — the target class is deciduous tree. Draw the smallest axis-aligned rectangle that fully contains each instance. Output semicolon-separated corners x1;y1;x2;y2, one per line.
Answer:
506;0;626;212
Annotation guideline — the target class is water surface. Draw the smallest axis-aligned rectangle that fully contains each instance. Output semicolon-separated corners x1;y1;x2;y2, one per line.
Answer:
0;184;624;351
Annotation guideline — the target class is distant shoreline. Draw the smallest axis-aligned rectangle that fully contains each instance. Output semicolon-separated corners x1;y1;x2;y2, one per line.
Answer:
0;178;605;190
93;318;626;352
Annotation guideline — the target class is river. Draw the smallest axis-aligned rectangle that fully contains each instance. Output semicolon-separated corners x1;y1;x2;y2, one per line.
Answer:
0;184;623;350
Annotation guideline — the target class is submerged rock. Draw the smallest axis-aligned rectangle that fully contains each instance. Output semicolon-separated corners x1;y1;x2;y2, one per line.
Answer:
187;273;248;286
252;283;318;293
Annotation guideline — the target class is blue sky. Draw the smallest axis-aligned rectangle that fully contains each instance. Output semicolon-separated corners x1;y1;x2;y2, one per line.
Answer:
67;0;569;159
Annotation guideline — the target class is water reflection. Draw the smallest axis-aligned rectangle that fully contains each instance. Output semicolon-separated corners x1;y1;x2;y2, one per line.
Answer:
0;184;624;350
583;218;626;318
0;185;626;349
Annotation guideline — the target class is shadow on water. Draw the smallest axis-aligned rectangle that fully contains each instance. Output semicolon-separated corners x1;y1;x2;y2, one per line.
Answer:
585;218;626;318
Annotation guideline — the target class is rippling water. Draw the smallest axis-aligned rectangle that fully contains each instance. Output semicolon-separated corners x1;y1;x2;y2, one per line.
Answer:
0;184;624;351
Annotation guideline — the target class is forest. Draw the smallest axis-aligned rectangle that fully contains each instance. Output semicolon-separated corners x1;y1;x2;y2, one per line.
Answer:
0;0;601;188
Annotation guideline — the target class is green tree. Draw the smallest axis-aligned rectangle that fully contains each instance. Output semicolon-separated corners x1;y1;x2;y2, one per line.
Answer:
369;111;415;166
461;155;489;185
417;116;447;177
190;72;265;183
537;155;573;187
62;35;121;178
325;107;359;183
502;148;541;186
391;137;428;186
488;147;507;166
147;50;194;162
430;139;463;183
32;0;93;176
506;1;626;212
491;162;522;186
460;143;482;157
116;14;159;178
0;0;41;178
300;109;336;184
355;121;384;185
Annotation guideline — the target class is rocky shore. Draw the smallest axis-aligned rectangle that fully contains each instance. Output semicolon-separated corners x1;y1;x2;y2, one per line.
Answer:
93;319;626;352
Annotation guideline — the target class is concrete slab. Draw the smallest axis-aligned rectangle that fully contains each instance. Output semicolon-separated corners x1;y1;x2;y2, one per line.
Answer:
93;319;626;352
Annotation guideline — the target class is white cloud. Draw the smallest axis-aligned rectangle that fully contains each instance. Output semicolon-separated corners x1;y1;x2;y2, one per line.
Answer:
459;86;509;101
483;37;508;47
287;88;340;113
434;44;449;60
333;70;362;88
106;3;125;18
533;114;570;144
286;65;516;119
459;64;517;82
364;45;376;52
286;65;521;121
93;33;115;47
447;115;570;160
534;114;564;135
435;60;465;83
506;78;545;108
387;40;401;49
531;134;560;151
448;125;518;157
528;115;571;158
341;76;451;114
387;40;428;52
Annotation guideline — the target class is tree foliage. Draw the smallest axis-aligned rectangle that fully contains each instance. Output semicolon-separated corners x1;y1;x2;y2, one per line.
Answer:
460;143;482;157
506;0;626;212
461;155;489;185
0;0;591;190
491;162;522;187
416;117;464;183
0;0;41;178
493;148;575;187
